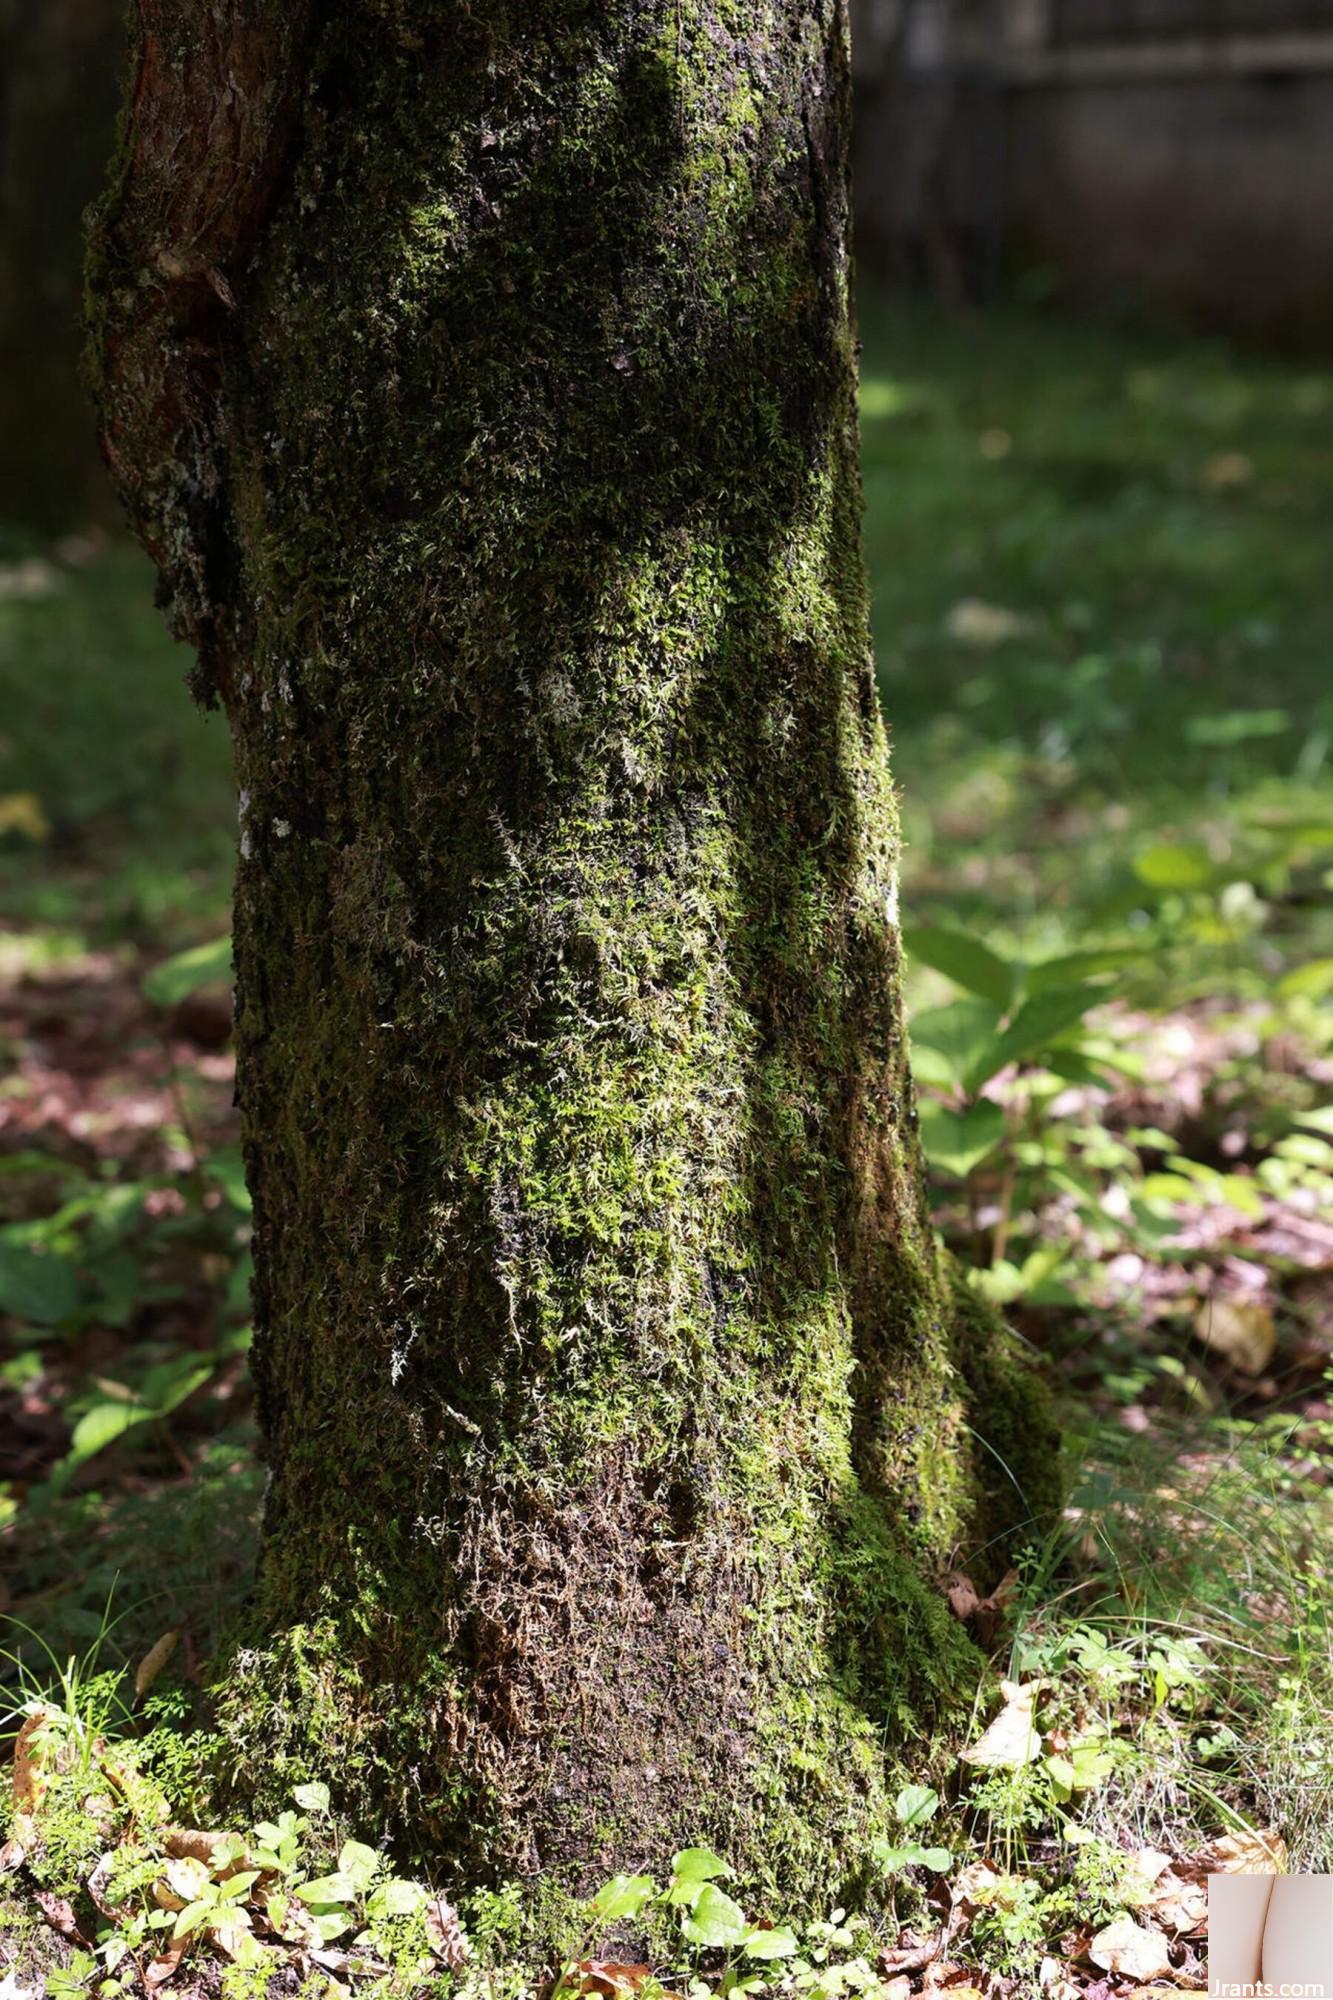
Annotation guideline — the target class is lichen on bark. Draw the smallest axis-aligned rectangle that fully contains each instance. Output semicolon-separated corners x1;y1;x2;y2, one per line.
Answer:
88;0;1059;1915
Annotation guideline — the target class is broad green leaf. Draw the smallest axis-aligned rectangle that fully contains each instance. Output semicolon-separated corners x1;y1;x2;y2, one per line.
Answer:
1023;946;1145;994
742;1927;799;1961
894;1785;940;1828
294;1873;356;1906
965;983;1101;1091
910;999;1003;1093
219;1871;260;1902
916;1847;953;1873
67;1400;153;1465
1133;842;1213;890
0;1241;82;1326
367;1879;427;1919
293;1781;331;1814
173;1900;215;1939
140;1356;214;1414
144;934;232;1007
917;1101;1005;1179
903;926;1013;1010
670;1848;732;1886
681;1883;749;1950
338;1841;381;1893
590;1874;656;1924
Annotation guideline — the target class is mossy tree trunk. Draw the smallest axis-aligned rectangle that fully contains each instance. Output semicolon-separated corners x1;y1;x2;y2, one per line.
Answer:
88;0;1055;1910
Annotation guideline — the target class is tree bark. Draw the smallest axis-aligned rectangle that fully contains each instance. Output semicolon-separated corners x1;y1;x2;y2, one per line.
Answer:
88;0;1057;1911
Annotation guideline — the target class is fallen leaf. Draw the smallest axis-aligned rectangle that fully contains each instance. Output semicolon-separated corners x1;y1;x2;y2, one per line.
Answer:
88;1850;126;1919
880;1934;944;1974
1089;1915;1172;1983
1193;1297;1276;1375
941;1572;981;1622
0;1974;41;2000
34;1888;87;1944
163;1855;213;1904
1142;1868;1208;1935
573;1961;653;1997
1038;1955;1081;2000
883;1981;912;2000
11;1709;52;1812
164;1827;232;1865
0;1838;23;1873
949;1860;1000;1915
144;1940;188;1990
1195;1828;1287;1874
136;1628;182;1698
425;1894;468;1969
959;1681;1044;1769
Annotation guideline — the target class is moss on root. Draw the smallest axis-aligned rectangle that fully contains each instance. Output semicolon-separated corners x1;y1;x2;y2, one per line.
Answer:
90;0;1061;1926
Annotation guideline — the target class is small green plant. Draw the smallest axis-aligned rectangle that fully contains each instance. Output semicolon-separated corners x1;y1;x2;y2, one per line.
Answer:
870;1786;951;1875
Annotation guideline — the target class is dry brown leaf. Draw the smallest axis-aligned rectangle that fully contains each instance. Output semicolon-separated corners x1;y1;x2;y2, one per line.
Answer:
1142;1869;1208;1936
959;1681;1044;1769
1089;1915;1172;1983
10;1709;52;1813
1193;1298;1276;1376
1196;1828;1287;1875
135;1629;182;1699
949;1860;1001;1915
880;1934;944;1974
144;1940;188;1990
34;1888;87;1944
573;1961;653;1997
425;1894;468;1970
163;1826;231;1865
1037;1955;1081;2000
941;1573;981;1622
87;1851;126;1920
0;1838;23;1874
883;1980;912;2000
163;1855;212;1904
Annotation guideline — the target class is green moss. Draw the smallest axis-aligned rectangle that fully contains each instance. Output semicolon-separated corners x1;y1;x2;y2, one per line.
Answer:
92;0;1059;1928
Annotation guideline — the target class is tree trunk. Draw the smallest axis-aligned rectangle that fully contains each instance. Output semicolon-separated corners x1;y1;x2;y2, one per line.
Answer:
88;0;1056;1911
0;0;123;531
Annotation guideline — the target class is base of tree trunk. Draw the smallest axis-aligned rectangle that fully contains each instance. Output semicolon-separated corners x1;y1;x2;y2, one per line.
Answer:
214;1265;1055;1916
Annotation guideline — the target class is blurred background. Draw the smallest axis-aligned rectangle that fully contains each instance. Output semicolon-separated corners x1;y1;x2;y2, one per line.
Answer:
0;0;1331;1862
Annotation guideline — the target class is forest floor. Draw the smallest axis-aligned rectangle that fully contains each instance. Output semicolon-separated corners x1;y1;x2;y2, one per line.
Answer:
0;299;1330;2000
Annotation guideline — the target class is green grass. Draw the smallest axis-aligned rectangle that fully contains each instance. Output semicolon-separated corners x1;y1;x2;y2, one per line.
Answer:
858;298;1333;958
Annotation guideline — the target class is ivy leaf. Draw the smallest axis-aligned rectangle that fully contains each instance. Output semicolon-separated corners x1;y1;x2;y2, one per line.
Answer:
681;1883;749;1950
742;1927;799;1961
894;1785;940;1828
590;1875;656;1924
